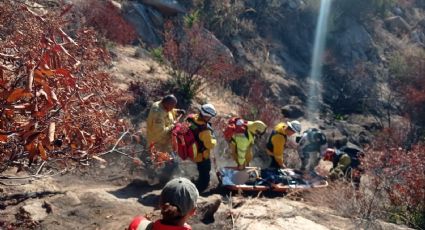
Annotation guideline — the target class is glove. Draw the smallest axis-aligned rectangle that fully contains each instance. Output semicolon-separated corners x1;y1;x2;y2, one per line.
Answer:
176;109;186;115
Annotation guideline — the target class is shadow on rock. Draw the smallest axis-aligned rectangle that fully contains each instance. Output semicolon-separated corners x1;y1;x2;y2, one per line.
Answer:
138;193;160;207
108;179;162;200
194;195;222;225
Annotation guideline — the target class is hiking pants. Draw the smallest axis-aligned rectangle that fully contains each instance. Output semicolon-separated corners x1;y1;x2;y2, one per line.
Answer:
196;159;211;192
269;155;281;168
299;151;320;173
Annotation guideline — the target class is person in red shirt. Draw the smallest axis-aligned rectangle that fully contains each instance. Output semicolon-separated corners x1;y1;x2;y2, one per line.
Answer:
128;177;199;230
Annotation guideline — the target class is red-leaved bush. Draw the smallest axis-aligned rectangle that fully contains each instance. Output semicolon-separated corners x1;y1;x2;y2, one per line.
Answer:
389;49;425;141
0;1;129;171
306;127;425;229
361;128;425;228
162;15;243;106
75;0;137;45
238;77;283;127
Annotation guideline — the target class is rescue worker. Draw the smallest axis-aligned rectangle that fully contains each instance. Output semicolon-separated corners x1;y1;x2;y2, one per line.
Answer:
229;120;267;170
266;120;301;168
146;95;185;152
128;177;199;230
323;145;364;189
186;103;217;192
297;128;328;178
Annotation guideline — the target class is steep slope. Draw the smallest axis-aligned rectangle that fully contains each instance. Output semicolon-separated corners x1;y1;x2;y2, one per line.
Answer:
0;45;412;230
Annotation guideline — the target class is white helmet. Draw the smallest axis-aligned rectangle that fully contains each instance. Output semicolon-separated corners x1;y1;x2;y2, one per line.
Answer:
200;103;217;117
287;120;301;133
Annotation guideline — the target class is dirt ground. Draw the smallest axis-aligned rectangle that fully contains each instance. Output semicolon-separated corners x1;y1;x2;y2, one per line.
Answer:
0;153;218;229
0;152;413;230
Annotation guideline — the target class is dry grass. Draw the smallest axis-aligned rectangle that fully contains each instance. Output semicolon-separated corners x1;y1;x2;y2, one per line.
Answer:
302;176;392;223
304;182;362;218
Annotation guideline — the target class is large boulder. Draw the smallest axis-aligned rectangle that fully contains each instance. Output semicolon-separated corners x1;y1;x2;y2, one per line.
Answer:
281;104;304;119
200;28;234;60
122;2;162;46
322;128;347;148
335;121;371;146
385;16;411;35
196;195;222;224
140;0;186;16
346;114;383;132
145;5;164;27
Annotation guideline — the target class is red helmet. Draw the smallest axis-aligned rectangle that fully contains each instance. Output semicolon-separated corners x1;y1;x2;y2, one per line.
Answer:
323;148;336;161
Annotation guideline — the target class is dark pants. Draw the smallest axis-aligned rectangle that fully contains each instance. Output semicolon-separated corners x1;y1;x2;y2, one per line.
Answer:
269;155;281;168
196;159;211;192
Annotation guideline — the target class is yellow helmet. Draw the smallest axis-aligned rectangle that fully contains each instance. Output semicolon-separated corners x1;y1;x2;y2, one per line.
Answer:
247;120;267;134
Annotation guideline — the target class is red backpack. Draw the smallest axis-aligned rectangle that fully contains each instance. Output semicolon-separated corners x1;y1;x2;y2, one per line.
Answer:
171;115;207;161
223;117;248;142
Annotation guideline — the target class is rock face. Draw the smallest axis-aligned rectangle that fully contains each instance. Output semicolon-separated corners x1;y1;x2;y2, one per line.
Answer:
331;19;377;65
122;2;162;46
120;0;185;46
335;121;372;146
141;0;186;16
322;128;348;147
212;197;412;230
195;195;222;224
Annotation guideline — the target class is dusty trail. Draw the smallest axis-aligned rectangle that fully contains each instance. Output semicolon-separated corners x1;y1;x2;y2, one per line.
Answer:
1;158;412;230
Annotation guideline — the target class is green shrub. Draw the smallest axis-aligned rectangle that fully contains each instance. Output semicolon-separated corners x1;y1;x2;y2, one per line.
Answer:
184;10;201;28
161;70;199;109
162;20;241;107
388;52;409;80
149;47;164;64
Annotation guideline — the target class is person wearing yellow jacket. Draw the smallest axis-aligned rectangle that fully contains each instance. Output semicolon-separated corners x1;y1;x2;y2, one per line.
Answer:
266;120;301;168
186;104;217;192
146;95;185;152
229;120;267;170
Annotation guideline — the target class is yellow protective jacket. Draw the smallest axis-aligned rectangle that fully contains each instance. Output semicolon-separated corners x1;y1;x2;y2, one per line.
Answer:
230;130;254;167
146;100;177;152
187;114;216;163
266;122;290;167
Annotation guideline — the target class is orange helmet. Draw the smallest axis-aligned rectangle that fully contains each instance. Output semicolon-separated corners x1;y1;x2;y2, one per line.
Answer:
323;148;336;161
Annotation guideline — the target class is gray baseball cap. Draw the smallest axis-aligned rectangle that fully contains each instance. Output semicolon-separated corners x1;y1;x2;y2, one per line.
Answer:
160;177;199;216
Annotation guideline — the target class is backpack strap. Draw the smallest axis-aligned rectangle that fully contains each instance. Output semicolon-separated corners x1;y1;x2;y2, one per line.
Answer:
266;130;287;152
187;116;210;153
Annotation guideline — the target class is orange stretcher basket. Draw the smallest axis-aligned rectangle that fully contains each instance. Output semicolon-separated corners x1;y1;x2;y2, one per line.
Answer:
217;166;328;193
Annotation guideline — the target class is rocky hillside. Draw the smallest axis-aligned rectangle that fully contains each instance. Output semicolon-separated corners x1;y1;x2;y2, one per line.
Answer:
118;0;425;145
0;44;414;230
1;0;424;229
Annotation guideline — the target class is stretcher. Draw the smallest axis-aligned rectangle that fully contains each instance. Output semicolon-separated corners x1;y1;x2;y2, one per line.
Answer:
217;167;328;193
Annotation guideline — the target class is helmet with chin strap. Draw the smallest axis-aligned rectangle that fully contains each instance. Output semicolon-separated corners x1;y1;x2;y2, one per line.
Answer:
200;104;217;117
287;120;301;133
